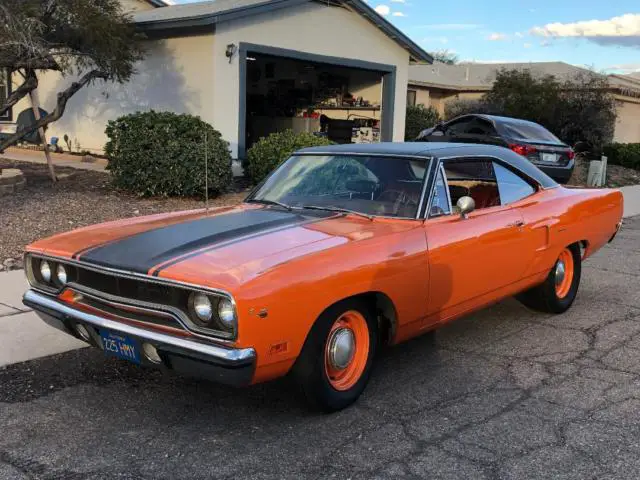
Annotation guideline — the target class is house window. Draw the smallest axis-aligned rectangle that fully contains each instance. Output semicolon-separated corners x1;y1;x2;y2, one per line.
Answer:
407;90;417;107
0;69;11;121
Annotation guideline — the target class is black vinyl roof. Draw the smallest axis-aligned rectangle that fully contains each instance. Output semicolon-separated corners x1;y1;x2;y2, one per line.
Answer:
297;142;558;188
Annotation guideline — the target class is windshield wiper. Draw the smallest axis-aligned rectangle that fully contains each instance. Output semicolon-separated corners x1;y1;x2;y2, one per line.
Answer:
247;199;292;211
299;205;374;221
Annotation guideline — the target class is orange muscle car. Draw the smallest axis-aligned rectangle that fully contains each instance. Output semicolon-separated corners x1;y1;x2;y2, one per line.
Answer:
23;143;623;411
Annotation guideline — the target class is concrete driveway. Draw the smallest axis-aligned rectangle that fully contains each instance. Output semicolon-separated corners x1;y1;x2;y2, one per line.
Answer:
1;217;639;479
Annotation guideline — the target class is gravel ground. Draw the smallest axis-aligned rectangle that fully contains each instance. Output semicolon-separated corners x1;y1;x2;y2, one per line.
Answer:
0;160;248;271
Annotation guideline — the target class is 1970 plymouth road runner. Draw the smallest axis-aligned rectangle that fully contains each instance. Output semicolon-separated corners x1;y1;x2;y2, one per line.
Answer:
23;143;623;411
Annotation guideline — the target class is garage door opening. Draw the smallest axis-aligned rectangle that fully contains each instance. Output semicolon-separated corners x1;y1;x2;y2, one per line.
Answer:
239;45;396;159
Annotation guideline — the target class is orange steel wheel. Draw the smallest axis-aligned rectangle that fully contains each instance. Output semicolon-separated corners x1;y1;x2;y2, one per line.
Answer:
324;310;370;391
554;248;575;299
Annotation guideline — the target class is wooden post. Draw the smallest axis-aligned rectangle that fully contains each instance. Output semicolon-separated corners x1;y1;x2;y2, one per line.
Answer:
28;89;56;182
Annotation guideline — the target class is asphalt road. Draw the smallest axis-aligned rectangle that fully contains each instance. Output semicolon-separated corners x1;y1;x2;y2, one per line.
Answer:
1;216;639;480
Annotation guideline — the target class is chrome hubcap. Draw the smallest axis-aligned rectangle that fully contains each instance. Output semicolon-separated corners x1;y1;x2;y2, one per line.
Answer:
328;328;356;370
555;260;566;286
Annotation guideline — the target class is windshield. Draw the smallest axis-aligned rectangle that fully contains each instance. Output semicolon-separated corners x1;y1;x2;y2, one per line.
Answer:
249;154;429;218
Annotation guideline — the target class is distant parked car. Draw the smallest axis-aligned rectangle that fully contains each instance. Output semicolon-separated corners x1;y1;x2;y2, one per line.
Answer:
416;114;575;184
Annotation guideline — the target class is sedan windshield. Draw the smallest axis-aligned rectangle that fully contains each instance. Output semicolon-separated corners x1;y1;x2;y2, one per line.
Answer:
249;154;428;218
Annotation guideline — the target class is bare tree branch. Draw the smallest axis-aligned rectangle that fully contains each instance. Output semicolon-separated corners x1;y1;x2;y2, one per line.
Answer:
0;69;108;153
0;69;38;117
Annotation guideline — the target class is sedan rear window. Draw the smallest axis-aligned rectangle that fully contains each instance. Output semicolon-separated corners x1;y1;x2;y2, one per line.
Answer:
500;122;562;144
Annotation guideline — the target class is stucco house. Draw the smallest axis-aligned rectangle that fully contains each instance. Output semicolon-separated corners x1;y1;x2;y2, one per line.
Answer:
2;0;431;161
408;62;640;144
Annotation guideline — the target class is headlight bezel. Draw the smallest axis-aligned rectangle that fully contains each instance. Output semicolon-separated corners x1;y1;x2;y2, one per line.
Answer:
26;255;78;292
187;292;237;337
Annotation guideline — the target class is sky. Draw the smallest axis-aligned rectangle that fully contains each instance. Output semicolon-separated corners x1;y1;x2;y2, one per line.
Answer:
168;0;640;73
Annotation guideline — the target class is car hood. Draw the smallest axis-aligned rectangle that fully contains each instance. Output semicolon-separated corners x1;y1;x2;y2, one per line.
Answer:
28;204;416;291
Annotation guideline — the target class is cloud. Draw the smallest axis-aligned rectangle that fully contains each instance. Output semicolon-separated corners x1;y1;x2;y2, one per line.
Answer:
531;13;640;48
488;33;507;41
392;11;406;17
515;32;524;38
422;36;449;45
416;23;482;31
374;4;390;16
604;63;640;74
523;42;532;48
390;0;405;3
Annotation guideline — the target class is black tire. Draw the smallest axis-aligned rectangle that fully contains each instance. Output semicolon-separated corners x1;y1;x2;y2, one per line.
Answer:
292;298;378;412
517;244;581;314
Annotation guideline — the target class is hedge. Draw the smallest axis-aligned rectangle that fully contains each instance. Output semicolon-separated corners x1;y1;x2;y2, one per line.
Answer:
603;143;640;171
246;130;332;183
405;104;441;140
105;111;232;197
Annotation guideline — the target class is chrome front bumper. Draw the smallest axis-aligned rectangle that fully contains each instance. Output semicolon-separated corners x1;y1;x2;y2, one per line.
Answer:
23;289;257;386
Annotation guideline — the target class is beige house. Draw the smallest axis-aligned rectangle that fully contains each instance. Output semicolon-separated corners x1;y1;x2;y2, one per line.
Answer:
408;62;640;144
2;0;431;161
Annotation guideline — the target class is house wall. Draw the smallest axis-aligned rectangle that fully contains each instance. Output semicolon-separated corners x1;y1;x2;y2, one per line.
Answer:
6;3;411;158
10;34;216;153
614;97;640;143
213;2;411;157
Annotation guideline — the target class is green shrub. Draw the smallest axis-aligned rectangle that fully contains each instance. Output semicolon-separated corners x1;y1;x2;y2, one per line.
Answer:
603;143;640;170
105;111;232;197
405;104;441;140
246;130;332;183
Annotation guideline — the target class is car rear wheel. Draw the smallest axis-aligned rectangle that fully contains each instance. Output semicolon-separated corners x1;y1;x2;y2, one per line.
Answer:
517;244;581;314
292;298;377;412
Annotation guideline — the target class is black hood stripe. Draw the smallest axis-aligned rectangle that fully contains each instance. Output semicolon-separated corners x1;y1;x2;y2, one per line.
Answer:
78;209;331;275
149;214;333;276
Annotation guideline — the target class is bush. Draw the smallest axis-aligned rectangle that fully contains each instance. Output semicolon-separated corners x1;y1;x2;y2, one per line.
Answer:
246;130;332;183
603;143;640;170
105;111;232;197
405;105;441;140
444;98;490;120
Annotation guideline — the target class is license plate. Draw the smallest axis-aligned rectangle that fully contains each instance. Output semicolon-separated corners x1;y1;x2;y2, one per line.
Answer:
541;153;558;163
100;330;140;364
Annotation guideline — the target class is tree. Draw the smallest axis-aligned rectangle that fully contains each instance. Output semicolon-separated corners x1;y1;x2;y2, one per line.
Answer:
442;69;617;150
429;50;459;65
0;0;144;180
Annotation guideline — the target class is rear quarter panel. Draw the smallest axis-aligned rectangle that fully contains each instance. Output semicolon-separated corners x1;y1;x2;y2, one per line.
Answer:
516;186;623;278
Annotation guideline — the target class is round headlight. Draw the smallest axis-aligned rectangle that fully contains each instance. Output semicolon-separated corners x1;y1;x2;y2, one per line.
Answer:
40;261;52;283
191;293;213;323
217;298;236;329
56;264;68;285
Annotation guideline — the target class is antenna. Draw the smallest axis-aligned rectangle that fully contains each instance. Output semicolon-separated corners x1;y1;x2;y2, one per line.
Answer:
204;130;209;212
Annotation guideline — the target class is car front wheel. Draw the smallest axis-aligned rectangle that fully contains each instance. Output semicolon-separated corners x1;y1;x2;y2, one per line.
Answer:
293;298;377;412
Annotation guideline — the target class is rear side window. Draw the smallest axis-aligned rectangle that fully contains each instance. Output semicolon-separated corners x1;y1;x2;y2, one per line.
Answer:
493;162;535;204
500;121;561;143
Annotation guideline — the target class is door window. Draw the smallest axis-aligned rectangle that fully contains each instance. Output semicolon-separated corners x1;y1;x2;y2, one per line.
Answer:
493;162;536;204
444;117;474;136
442;159;501;211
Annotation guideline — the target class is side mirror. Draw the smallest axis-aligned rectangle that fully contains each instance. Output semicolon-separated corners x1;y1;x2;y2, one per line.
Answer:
457;196;475;219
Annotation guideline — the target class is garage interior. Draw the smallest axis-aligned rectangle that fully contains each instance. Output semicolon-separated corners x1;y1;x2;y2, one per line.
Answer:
244;52;385;150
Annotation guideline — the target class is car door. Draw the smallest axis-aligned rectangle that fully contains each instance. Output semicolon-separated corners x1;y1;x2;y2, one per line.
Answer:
423;157;529;326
